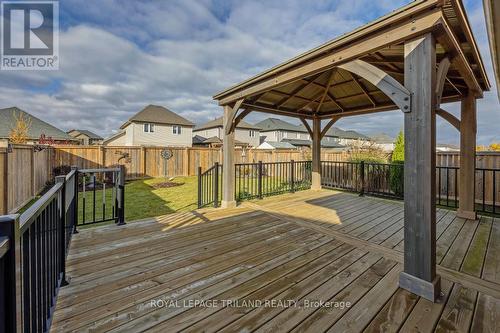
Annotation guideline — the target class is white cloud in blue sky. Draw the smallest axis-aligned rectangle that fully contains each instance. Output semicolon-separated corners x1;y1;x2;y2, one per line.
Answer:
1;0;498;144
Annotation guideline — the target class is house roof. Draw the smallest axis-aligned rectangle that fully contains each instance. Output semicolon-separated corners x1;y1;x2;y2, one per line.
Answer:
194;117;260;131
103;130;125;144
0;107;75;141
120;105;194;129
259;141;296;149
281;138;346;148
213;0;489;120
202;136;248;146
255;118;305;133
68;129;103;140
370;133;394;144
255;117;367;139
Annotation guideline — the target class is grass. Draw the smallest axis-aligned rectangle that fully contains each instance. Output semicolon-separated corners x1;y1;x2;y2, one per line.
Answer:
78;176;198;225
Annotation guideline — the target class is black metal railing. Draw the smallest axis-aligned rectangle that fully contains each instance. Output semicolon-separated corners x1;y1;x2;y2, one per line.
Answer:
0;169;77;333
197;160;312;208
235;160;311;201
198;162;222;209
321;161;499;216
321;161;361;192
476;168;499;215
0;166;127;332
77;166;125;227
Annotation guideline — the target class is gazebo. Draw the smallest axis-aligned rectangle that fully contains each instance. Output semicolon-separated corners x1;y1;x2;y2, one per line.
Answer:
213;0;490;301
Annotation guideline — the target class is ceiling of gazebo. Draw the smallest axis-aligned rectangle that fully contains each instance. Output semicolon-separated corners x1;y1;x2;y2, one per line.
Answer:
214;0;490;120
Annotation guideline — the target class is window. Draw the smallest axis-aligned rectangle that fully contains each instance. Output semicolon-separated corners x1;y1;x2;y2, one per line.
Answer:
249;130;256;137
173;125;182;135
143;123;154;133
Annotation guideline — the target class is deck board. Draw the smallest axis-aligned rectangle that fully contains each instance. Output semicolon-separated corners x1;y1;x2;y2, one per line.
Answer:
50;190;500;332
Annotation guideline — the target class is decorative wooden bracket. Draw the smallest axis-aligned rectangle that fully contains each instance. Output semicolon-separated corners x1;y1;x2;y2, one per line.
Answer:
337;60;411;112
436;57;451;108
225;99;244;135
436;108;460;131
320;116;340;139
230;108;252;134
299;117;313;137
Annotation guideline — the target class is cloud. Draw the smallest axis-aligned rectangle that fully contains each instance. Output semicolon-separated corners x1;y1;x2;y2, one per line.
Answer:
1;0;498;145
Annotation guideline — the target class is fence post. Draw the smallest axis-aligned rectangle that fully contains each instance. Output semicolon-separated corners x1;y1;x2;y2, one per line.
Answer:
359;161;365;196
213;162;219;208
197;167;202;208
290;160;295;193
117;165;126;225
0;214;21;333
258;161;263;199
55;176;69;286
140;147;146;178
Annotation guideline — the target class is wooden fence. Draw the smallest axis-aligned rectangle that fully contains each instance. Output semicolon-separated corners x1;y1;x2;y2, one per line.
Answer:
1;143;499;215
0;144;53;214
51;146;351;179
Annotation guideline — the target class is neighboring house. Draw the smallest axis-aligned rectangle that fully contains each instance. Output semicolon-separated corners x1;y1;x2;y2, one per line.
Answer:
193;136;249;148
255;117;366;148
104;105;194;147
370;133;395;152
67;129;103;145
193;117;260;147
436;143;460;152
281;138;347;150
256;141;296;150
0;107;77;145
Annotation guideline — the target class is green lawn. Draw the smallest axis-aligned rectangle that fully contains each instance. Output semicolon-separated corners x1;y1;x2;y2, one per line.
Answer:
78;176;198;225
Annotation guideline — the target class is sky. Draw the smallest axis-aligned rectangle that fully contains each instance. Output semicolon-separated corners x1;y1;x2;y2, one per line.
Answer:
1;0;498;145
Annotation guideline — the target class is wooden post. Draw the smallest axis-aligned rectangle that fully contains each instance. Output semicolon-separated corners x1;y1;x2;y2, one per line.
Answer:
399;33;440;302
0;147;8;215
457;94;477;220
99;145;105;167
140;146;146;178
222;105;236;208
311;116;322;190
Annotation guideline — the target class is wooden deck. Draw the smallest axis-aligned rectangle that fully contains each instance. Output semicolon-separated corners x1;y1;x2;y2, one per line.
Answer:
51;190;500;332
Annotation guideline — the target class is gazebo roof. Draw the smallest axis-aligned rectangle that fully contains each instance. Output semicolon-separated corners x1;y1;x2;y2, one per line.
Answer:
213;0;489;120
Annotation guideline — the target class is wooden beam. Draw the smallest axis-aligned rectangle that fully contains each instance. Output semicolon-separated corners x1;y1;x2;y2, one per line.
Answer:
299;117;313;137
435;19;483;97
230;109;253;133
222;105;236;208
225;99;244;135
311;117;321;190
345;71;377;107
320;117;340;139
276;73;322;108
436;57;451;107
241;103;314;119
315;70;336;113
216;9;442;105
399;33;440;302
325;92;345;112
337;59;411;111
457;94;477;220
436;108;460;131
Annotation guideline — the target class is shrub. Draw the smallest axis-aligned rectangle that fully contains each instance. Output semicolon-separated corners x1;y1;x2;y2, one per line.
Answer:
390;131;404;196
53;165;72;177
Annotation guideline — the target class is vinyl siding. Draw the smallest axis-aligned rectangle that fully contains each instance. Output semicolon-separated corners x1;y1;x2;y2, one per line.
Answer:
193;127;260;147
131;122;192;147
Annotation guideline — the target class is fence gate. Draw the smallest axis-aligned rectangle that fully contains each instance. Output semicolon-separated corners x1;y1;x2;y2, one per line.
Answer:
76;167;126;227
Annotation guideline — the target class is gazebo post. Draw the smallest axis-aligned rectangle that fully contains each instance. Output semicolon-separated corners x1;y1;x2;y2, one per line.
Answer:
311;116;322;190
399;33;441;301
222;105;237;208
457;94;477;220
